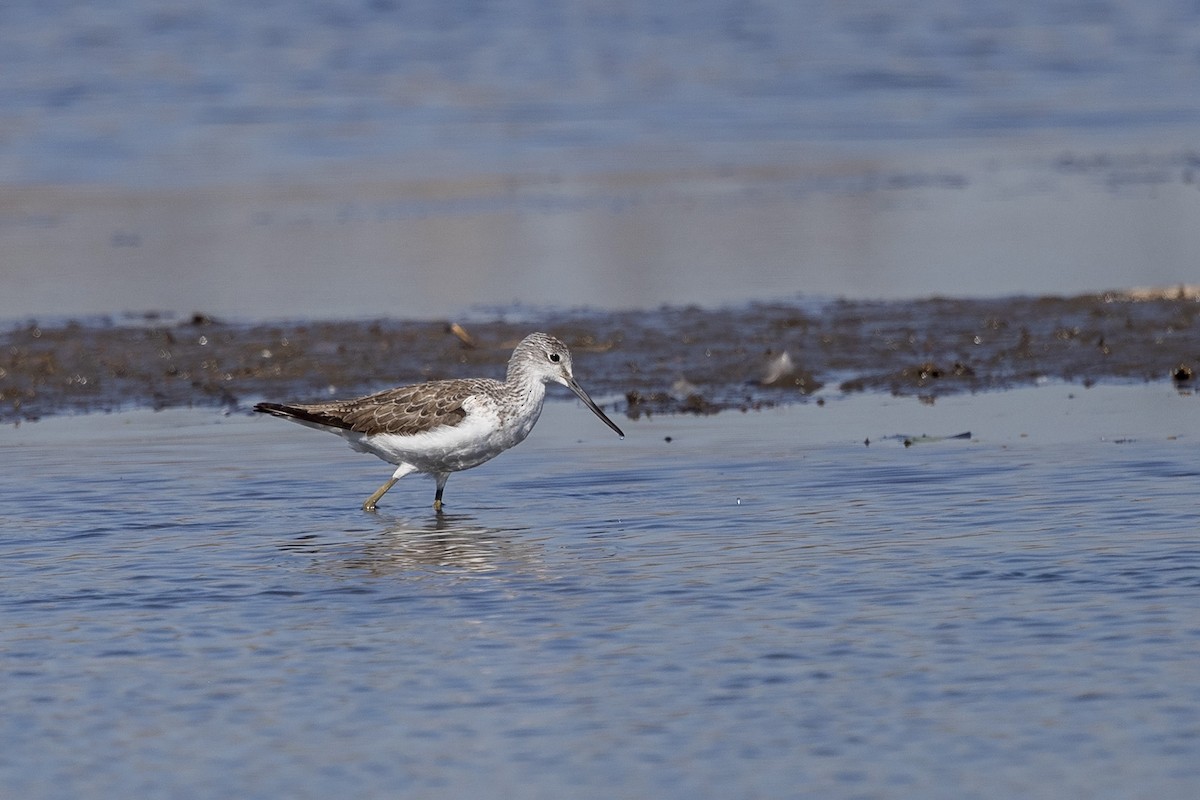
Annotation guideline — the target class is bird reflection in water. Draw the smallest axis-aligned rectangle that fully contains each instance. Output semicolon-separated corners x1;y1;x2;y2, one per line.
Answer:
278;513;543;577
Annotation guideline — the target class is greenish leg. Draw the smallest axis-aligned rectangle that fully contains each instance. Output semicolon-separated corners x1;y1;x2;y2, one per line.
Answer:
362;477;398;511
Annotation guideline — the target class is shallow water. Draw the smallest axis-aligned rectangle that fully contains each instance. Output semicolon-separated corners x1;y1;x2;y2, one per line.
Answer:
4;0;1200;320
5;0;1200;186
3;385;1198;798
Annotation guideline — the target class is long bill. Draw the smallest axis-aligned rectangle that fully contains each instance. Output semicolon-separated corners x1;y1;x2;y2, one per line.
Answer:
566;377;625;438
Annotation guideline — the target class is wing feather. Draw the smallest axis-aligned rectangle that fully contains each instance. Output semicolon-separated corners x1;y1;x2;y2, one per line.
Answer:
255;379;495;436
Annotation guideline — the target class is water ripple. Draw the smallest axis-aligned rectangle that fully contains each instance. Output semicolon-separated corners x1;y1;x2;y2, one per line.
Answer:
2;393;1199;798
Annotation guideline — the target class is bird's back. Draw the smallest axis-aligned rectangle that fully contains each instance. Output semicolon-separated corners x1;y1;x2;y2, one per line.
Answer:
255;377;503;437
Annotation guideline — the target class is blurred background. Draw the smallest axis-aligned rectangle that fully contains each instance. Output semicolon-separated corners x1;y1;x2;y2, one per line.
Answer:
3;0;1200;320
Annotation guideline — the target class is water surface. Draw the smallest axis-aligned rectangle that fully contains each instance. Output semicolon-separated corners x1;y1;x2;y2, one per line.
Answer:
2;386;1198;798
4;0;1200;318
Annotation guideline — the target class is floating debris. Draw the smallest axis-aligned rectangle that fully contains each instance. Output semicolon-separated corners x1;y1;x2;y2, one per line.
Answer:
758;350;822;392
760;351;797;386
880;431;973;447
671;376;699;399
447;322;476;348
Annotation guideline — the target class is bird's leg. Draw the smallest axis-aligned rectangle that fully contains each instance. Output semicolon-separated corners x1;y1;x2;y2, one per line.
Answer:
433;473;450;513
362;478;398;511
363;465;418;511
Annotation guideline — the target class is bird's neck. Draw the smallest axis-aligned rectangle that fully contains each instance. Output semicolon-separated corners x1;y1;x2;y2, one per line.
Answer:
505;364;547;408
500;373;547;437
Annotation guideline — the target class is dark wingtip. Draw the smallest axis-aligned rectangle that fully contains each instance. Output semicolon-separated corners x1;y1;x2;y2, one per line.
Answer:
254;401;355;431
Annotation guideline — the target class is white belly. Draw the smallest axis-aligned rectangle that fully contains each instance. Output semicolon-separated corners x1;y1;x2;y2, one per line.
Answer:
344;397;543;473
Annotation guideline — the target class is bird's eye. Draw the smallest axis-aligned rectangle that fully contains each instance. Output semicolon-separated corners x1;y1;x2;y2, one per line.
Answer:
548;352;561;363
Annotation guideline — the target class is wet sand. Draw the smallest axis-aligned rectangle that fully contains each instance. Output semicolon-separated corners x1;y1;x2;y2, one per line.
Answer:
2;290;1196;424
5;140;1199;428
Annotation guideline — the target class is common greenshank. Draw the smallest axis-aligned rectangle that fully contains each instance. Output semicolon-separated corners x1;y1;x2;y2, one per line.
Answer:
255;332;624;511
